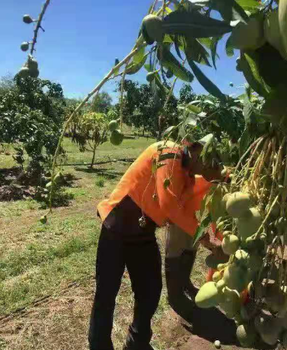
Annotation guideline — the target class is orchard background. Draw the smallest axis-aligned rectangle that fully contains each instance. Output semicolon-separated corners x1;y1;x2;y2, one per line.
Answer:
1;0;287;349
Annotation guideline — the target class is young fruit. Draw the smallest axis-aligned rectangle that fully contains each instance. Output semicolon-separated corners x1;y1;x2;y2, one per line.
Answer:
23;14;33;24
108;120;119;132
226;192;252;218
18;66;30;78
223;263;249;292
27;56;38;70
212;271;222;283
236;324;257;347
110;129;124;146
236;208;262;240
21;42;29;52
219;287;241;318
231;17;266;50
141;15;164;45
29;68;40;78
222;234;240;255
146;71;157;82
264;9;287;60
195;281;219;308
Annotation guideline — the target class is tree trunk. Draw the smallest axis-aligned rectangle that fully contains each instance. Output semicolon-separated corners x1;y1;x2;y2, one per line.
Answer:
90;144;97;168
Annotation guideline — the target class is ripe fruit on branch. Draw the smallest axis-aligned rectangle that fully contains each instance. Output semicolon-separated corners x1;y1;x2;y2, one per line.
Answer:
231;17;266;50
141;15;164;45
21;42;29;52
264;10;287;60
23;14;34;24
110;129;124;146
195;281;219;308
226;192;252;218
108;120;119;132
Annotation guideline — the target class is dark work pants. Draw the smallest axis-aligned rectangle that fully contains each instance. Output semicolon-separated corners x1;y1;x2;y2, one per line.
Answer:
88;226;162;350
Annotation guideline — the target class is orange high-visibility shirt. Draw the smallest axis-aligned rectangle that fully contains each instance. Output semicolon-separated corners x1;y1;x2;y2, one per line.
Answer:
97;141;213;236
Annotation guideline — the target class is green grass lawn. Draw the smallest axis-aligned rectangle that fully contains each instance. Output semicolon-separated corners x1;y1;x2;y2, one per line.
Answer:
0;137;209;350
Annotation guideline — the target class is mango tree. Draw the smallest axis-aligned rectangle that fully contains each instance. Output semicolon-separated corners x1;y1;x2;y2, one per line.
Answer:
39;0;287;345
72;112;108;168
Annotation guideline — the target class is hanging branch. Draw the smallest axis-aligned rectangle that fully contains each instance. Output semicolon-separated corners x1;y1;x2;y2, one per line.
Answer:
30;0;51;55
119;63;130;131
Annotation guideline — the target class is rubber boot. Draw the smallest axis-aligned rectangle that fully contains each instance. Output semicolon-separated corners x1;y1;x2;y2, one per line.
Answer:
165;250;197;320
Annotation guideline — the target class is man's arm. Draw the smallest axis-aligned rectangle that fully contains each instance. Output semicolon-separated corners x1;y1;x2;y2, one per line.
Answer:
155;157;211;236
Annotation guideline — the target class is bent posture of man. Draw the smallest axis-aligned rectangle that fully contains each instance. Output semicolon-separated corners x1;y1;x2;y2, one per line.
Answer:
88;138;223;350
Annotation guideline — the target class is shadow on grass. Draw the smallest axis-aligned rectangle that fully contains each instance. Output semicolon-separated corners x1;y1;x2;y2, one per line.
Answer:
0;168;76;207
62;158;135;168
74;167;125;180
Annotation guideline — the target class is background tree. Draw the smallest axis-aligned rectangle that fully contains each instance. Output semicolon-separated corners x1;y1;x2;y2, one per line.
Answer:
71;112;108;168
0;75;66;181
91;92;112;114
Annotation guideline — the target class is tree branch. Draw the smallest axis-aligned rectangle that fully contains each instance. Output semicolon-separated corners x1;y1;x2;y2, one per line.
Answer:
30;0;51;55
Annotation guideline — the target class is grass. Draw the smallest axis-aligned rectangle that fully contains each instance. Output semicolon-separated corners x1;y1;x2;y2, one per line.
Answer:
0;137;212;350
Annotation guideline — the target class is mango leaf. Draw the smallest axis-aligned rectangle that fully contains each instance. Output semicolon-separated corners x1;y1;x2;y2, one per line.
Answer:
225;35;234;57
239;128;252;156
162;9;232;38
211;0;249;23
199;37;213;49
184;37;212;66
133;46;146;64
158;153;181;162
236;0;260;11
187;59;227;101
243;95;254;125
126;52;148;75
185;102;202;114
174;36;183;60
157;45;194;82
240;52;270;98
210;37;221;69
192;214;212;247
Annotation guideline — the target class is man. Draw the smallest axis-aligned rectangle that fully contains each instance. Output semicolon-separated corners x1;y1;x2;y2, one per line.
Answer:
88;137;223;350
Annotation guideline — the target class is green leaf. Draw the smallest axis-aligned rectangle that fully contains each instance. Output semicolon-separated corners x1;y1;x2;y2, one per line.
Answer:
185;102;202;114
236;0;260;12
187;59;227;101
163;125;177;137
157;45;194;82
243;95;254;125
192;214;212;247
184;37;212;67
162;9;232;38
174;36;183;60
210;37;221;69
239;128;252;155
225;35;234;57
240;52;270;97
158;153;181;162
133;46;146;64
126;53;148;75
211;0;249;23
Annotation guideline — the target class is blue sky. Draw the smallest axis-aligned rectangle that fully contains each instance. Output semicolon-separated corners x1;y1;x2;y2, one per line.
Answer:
1;0;245;101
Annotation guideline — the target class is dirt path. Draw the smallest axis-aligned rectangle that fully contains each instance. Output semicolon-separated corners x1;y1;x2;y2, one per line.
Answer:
0;273;264;350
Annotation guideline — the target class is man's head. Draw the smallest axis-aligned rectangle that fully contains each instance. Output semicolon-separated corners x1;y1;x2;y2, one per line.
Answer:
183;142;223;182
